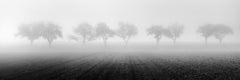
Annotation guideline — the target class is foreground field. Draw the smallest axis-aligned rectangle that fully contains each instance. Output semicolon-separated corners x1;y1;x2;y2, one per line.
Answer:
0;51;240;80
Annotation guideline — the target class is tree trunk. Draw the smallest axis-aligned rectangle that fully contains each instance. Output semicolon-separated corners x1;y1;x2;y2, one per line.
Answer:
156;39;159;46
103;37;107;47
124;38;130;46
156;38;160;46
173;37;176;44
122;37;130;46
49;43;51;48
48;39;53;48
124;40;128;46
173;39;176;44
219;39;222;44
104;40;107;47
205;37;208;45
156;36;161;46
30;40;34;46
82;38;86;45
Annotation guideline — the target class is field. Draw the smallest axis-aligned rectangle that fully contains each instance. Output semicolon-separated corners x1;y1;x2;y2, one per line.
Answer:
0;44;240;80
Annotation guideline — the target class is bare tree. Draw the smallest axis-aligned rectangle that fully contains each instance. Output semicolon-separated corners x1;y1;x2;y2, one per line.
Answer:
74;23;95;44
213;24;233;44
41;22;62;47
16;23;43;45
166;23;184;44
96;22;114;47
197;24;215;44
116;22;138;45
146;25;165;45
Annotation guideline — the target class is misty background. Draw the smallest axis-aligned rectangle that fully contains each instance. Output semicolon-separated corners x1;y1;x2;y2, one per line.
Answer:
0;0;239;47
1;1;240;79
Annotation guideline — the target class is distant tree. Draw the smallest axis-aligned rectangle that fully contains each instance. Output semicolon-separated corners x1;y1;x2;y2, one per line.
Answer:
166;23;184;44
116;22;138;45
197;24;215;44
96;22;114;47
213;24;233;44
146;25;165;45
16;23;43;45
41;22;62;47
74;23;95;44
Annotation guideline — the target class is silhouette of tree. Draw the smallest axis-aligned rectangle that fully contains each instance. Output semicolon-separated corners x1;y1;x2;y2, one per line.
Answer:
146;25;165;45
213;24;233;44
197;24;215;44
117;22;137;45
16;23;43;45
41;22;62;47
96;22;114;47
74;23;95;44
166;23;184;44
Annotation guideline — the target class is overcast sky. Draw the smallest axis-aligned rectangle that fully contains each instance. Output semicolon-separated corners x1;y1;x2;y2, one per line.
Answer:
0;0;239;45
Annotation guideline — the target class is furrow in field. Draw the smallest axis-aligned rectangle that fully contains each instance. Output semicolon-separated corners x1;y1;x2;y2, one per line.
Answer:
7;53;98;80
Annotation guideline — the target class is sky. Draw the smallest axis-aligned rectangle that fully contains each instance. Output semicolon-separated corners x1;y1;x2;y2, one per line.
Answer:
0;0;239;45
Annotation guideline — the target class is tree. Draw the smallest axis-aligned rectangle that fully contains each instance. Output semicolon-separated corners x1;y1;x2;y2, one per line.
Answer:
213;24;233;44
146;25;165;45
16;23;43;45
41;22;62;47
96;22;114;47
197;24;215;44
166;23;184;44
116;22;138;45
74;23;95;44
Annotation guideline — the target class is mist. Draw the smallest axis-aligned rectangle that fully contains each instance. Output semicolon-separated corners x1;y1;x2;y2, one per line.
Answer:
0;0;240;79
0;0;239;61
0;0;240;45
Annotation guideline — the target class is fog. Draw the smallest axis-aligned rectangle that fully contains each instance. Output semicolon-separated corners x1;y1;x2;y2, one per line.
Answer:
0;0;240;44
0;0;240;60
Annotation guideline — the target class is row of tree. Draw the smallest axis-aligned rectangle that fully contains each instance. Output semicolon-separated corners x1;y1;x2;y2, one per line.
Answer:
16;22;234;47
197;24;233;44
16;22;62;47
146;24;184;45
69;22;137;46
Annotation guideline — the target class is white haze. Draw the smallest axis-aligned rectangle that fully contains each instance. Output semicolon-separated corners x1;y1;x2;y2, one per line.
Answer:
0;0;239;45
1;1;240;76
0;0;239;60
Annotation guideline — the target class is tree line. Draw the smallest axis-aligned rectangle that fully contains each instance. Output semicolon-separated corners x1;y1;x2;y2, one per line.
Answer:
15;22;234;47
16;22;62;47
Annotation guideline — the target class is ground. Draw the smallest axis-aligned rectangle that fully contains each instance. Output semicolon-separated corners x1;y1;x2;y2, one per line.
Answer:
0;45;240;80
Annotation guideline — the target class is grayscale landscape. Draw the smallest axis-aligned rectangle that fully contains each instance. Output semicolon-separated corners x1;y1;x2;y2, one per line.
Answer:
0;44;240;80
0;0;240;80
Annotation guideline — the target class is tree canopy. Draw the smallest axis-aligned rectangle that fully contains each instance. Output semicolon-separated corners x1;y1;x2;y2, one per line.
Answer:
41;22;62;47
213;24;233;43
96;22;115;46
74;23;95;44
197;24;233;44
16;22;62;47
16;23;43;45
166;24;184;44
117;22;138;45
146;25;165;45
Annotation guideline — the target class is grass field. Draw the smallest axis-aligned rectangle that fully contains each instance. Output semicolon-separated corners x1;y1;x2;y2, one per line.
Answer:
0;44;240;80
